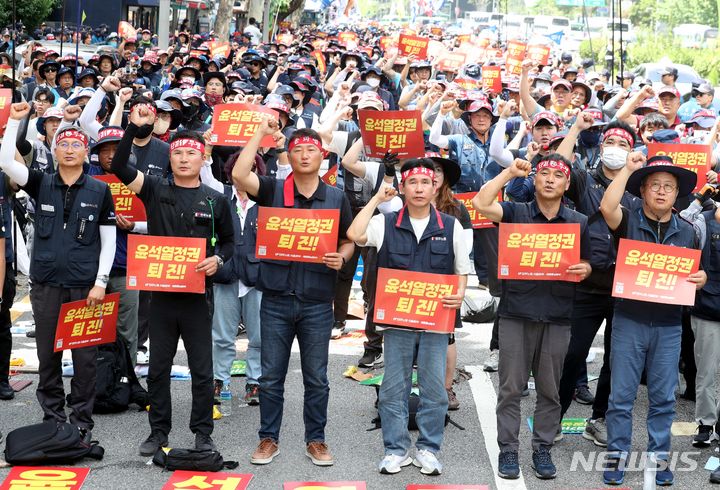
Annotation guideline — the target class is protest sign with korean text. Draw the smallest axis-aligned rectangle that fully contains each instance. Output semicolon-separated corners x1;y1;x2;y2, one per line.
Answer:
498;223;581;281
162;471;253;490
127;236;206;294
374;268;460;333
311;50;327;74
339;31;359;47
612;238;700;306
436;52;467;72
0;89;11;137
208;41;231;58
0;467;90;490
527;44;551;65
454;192;502;229
398;34;430;58
93;174;146;221
210;103;279;147
277;33;294;45
358;110;424;158
379;36;396;51
284;482;366;490
256;208;339;263
647;143;711;193
505;40;527;76
118;21;136;39
54;293;120;352
322;165;337;186
456;34;472;46
481;66;502;94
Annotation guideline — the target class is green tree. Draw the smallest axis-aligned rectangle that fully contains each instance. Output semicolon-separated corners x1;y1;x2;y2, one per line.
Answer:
0;0;59;31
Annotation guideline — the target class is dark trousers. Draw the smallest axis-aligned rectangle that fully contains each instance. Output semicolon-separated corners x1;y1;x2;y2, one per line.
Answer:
333;246;371;323
362;247;383;354
137;290;151;354
147;291;213;437
559;291;613;421
680;308;696;396
31;283;96;429
0;263;17;383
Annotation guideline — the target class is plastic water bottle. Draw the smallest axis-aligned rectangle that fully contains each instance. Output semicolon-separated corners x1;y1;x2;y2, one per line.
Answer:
644;452;657;490
219;386;232;416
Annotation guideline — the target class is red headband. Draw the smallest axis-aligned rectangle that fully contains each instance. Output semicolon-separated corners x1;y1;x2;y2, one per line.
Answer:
401;166;436;182
602;128;633;147
536;159;570;179
56;129;88;147
288;136;323;152
170;138;205;153
130;103;157;117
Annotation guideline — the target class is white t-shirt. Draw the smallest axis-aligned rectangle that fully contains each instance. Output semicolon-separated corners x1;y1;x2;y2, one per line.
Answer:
243;25;262;45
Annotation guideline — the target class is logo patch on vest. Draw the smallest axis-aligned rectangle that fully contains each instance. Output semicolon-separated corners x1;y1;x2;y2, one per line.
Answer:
80;202;98;209
41;204;54;212
712;233;720;240
431;236;447;241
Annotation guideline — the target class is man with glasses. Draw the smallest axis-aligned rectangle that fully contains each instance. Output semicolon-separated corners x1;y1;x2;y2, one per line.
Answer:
0;102;116;437
599;153;707;486
25;88;55;143
242;53;268;94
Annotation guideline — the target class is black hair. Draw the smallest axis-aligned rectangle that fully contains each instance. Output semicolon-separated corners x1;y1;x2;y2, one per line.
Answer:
603;119;638;146
34;87;55;104
170;130;204;146
399;158;435;176
639;113;670;132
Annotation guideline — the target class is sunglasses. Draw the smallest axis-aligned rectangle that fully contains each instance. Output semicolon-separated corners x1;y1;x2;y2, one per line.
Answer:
45;67;57;73
247;62;261;67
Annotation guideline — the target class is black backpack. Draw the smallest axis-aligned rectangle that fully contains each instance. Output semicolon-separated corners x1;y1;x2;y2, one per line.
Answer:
93;339;148;413
152;448;239;472
4;421;104;465
369;391;465;431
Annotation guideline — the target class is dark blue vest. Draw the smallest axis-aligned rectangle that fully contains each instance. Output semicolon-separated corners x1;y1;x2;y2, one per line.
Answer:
256;177;345;302
498;202;587;324
693;209;720;321
214;185;260;287
30;173;106;287
614;207;697;326
376;206;460;330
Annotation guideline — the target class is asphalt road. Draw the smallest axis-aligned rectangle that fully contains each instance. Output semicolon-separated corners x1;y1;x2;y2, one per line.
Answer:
1;281;719;489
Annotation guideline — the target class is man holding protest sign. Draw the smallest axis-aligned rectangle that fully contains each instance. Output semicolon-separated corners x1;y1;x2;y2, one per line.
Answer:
347;158;470;476
473;155;592;480
232;116;354;467
0;102;116;435
111;104;235;457
599;153;706;486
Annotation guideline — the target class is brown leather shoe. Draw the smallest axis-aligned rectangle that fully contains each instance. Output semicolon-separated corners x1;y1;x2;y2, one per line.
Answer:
306;441;334;466
250;438;279;465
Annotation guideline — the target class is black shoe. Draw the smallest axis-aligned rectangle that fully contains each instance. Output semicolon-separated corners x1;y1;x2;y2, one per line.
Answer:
694;424;715;447
358;350;383;368
681;389;696;402
521;383;530;397
195;433;216;451
498;450;520;479
531;446;557;479
25;328;35;338
139;431;168;456
574;385;595;405
711;463;720;484
237;323;246;336
0;381;14;400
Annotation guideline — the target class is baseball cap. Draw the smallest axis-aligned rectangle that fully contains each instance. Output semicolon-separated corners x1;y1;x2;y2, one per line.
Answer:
551;79;572;91
531;111;561;128
656;86;680;99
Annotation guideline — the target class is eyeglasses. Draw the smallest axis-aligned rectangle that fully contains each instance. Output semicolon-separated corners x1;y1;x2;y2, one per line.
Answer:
247;62;261;67
57;141;85;150
647;182;677;193
45;67;57;73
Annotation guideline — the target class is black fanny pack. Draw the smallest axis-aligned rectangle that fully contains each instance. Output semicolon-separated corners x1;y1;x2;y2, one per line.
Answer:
153;447;239;472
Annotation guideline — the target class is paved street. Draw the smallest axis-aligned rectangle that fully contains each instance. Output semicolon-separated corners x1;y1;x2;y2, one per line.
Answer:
1;282;718;489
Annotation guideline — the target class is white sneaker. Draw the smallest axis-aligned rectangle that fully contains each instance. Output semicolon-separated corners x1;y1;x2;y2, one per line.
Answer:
136;351;149;365
413;449;442;475
330;322;346;339
378;452;412;474
484;350;499;372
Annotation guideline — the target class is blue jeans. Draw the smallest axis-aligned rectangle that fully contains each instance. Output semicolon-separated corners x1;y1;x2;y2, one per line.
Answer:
606;312;681;459
258;294;333;443
379;328;449;455
212;283;262;385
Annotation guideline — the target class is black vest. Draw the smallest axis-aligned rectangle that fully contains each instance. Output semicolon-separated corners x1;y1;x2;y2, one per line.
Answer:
214;185;260;286
256;177;345;302
614;207;697;326
30;141;55;174
498;202;587;324
31;174;106;287
132;139;170;177
692;210;720;321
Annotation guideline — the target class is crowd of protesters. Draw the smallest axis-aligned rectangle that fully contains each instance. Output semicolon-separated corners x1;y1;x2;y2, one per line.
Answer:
0;15;718;486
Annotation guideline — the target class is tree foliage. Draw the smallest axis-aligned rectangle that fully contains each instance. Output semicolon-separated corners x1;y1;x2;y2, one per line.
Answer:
630;0;718;30
0;0;59;31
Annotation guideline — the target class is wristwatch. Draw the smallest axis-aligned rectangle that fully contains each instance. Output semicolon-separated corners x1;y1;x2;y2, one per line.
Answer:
216;255;224;268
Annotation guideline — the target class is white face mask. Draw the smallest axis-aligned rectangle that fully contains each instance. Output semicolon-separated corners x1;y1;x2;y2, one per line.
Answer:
153;118;171;135
601;146;629;170
366;77;380;88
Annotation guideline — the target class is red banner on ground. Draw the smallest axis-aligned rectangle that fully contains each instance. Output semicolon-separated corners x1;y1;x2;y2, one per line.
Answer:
612;238;700;306
127;235;206;293
54;293;120;352
358;109;424;159
481;66;502;94
398;34;430;58
210;103;279;147
256;207;339;263
93;174;146;222
0;467;90;490
284;482;366;490
374;268;459;333
647;143;711;193
454;192;502;228
498;223;581;281
527;44;551;65
162;471;253;490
